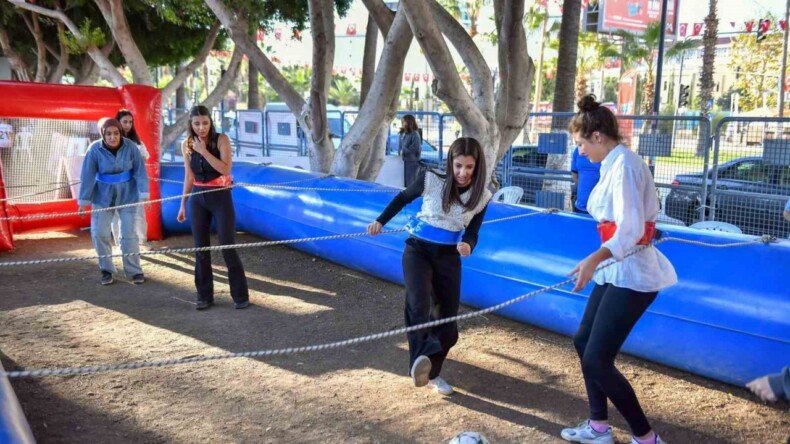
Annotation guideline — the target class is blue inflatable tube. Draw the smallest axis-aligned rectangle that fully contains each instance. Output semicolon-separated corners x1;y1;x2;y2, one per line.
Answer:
0;359;35;444
160;162;789;387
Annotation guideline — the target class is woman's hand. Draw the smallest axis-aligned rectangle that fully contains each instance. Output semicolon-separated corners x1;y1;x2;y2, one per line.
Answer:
177;205;187;223
568;254;601;292
77;205;87;217
457;242;471;257
191;137;207;156
367;221;382;236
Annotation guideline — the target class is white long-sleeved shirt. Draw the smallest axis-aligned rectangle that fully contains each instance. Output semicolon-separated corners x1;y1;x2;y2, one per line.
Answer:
587;144;677;292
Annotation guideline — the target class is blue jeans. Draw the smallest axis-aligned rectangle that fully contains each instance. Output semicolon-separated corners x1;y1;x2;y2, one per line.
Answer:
91;206;143;277
111;205;147;244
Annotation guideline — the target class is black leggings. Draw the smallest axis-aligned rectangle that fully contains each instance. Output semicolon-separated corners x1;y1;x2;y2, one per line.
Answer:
401;237;461;379
189;187;249;304
573;283;657;437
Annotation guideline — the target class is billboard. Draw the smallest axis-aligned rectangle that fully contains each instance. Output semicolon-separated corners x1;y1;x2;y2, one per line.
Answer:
592;0;679;36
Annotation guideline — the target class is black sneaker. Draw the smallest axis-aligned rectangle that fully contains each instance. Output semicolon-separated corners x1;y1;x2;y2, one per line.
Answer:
195;300;213;310
234;300;249;310
101;271;114;286
132;274;145;285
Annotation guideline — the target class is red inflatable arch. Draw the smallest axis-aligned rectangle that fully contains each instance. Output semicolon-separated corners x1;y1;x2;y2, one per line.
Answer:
0;81;163;252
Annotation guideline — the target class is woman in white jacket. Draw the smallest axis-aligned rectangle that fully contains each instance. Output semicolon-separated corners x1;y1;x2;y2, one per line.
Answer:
560;95;677;444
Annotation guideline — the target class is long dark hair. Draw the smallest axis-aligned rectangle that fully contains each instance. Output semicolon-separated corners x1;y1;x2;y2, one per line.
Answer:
187;105;218;152
568;94;622;142
399;114;418;134
441;137;487;213
114;109;141;144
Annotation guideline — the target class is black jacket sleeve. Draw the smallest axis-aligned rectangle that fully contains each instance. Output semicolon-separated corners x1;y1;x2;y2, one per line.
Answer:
376;171;426;225
461;204;488;251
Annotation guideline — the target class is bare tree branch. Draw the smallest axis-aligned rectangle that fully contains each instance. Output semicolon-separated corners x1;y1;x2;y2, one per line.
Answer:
93;0;152;84
331;8;412;177
400;0;486;135
21;11;48;81
161;21;221;101
495;0;533;156
427;0;494;118
0;24;31;80
204;0;304;119
47;22;71;83
7;0;127;86
360;15;378;105
162;46;243;149
360;0;394;34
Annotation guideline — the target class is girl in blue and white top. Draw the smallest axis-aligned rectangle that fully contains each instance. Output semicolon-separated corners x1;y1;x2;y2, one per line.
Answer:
78;118;149;286
368;137;491;396
560;95;677;444
111;109;150;247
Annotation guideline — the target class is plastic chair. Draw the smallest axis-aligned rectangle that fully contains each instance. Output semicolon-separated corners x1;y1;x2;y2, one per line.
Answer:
690;221;743;234
492;186;524;204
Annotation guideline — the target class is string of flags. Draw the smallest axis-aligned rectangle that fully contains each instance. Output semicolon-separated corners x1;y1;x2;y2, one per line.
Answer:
678;19;786;37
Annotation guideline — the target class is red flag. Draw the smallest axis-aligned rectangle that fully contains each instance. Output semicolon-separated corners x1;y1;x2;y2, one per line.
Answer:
256;30;264;42
745;21;754;33
759;19;771;34
679;23;688;37
422;73;429;82
693;22;703;36
405;73;411;81
346;24;357;36
781;20;787;31
293;29;302;41
730;21;736;28
274;28;282;40
341;66;347;74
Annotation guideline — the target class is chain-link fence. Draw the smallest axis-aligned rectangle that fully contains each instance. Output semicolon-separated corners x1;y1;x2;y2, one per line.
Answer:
161;106;790;238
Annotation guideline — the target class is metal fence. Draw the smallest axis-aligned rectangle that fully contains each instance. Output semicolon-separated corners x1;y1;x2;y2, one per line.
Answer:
162;107;790;238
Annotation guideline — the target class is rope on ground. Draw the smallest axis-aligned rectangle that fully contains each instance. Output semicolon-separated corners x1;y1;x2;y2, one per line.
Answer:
0;210;558;267
1;240;661;379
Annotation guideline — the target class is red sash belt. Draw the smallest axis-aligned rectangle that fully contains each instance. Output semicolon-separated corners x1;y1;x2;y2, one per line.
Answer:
597;221;656;245
194;175;232;187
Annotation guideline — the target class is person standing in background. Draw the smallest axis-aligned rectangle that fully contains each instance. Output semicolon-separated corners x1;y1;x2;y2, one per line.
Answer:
400;114;422;187
571;145;601;214
111;109;150;247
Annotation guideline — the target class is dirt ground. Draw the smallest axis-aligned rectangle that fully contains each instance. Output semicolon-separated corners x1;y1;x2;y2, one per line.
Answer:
0;231;787;444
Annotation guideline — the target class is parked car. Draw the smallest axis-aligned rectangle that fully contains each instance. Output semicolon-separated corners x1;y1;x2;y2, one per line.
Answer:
665;156;790;237
385;132;440;162
507;144;571;205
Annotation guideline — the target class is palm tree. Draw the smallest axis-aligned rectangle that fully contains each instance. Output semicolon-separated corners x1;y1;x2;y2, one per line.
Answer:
329;76;360;107
616;22;696;115
698;0;718;119
552;0;582;115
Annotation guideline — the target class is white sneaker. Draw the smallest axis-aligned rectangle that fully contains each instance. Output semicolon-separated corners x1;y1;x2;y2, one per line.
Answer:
427;376;454;395
560;420;614;444
631;434;667;444
410;355;431;387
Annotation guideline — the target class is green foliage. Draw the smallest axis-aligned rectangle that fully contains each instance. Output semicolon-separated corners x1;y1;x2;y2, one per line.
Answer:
329;76;359;107
59;18;106;54
728;30;784;111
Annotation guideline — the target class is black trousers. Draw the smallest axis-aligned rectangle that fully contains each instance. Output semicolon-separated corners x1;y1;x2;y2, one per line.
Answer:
189;187;249;304
401;237;461;379
404;160;421;187
573;283;657;437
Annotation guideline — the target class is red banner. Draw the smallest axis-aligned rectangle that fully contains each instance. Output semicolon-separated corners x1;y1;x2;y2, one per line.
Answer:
693;22;703;36
600;0;679;35
745;21;754;33
679;23;687;37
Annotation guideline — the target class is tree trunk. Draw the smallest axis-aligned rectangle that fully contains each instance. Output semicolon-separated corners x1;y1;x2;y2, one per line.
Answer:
330;5;412;178
697;0;718;156
360;14;378;106
545;0;581;210
162;47;243;150
161;22;221;102
47;23;70;83
175;66;187;110
248;62;260;109
305;0;337;173
552;0;582;114
23;12;48;82
0;26;31;81
95;0;154;85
